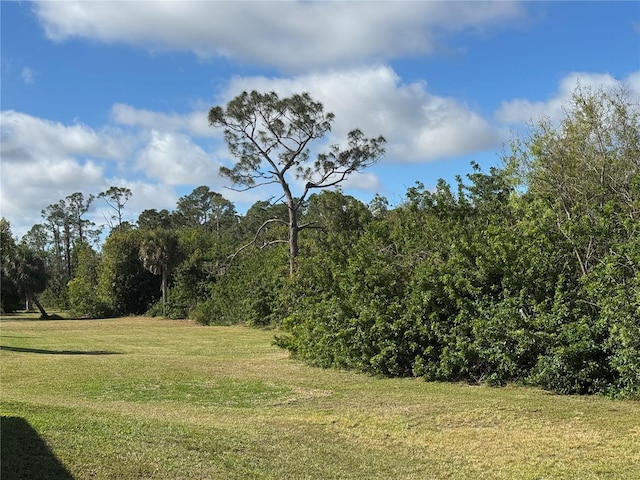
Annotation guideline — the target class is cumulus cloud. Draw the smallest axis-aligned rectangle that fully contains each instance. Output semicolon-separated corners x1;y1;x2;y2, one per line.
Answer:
136;130;224;186
110;103;213;138
495;71;640;125
95;180;181;226
33;1;526;72
341;172;383;193
1;110;129;164
222;65;501;162
2;157;104;191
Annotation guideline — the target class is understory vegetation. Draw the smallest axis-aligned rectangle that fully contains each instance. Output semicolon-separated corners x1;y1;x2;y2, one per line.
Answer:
1;87;638;397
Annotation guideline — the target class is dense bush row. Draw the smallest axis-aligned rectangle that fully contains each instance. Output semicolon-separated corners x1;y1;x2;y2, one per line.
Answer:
273;88;639;397
277;172;639;396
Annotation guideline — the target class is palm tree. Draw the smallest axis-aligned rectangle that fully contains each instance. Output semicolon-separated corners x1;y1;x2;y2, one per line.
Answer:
139;230;180;316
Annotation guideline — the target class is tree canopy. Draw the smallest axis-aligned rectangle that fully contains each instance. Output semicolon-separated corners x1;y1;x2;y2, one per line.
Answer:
209;90;386;274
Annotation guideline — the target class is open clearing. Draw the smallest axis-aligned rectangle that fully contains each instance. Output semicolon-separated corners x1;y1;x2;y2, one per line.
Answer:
1;315;639;479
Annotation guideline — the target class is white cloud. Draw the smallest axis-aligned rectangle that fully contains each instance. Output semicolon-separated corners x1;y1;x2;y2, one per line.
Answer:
222;65;501;162
1;110;128;164
110;181;180;222
2;158;104;191
136;130;223;186
341;171;383;193
495;71;640;125
110;103;212;138
33;1;526;72
106;67;503;179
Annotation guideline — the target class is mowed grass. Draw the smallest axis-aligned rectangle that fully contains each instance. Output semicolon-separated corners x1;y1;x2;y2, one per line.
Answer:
1;315;639;479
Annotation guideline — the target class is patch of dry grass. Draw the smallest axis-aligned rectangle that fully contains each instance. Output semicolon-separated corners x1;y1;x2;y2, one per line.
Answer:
1;316;639;479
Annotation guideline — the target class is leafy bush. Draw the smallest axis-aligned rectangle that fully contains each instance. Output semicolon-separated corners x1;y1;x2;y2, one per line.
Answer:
68;276;112;318
190;246;289;326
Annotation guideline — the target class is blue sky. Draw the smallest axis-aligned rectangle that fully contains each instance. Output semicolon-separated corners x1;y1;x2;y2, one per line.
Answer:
2;1;639;238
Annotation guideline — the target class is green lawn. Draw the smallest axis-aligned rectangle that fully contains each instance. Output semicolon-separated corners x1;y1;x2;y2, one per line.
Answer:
1;315;639;479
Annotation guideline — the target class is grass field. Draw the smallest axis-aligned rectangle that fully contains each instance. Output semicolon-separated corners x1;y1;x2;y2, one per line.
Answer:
1;314;639;479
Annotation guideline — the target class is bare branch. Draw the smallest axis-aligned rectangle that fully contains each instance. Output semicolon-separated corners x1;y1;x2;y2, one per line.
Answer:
298;222;325;232
223;179;280;192
260;239;289;248
226;218;288;264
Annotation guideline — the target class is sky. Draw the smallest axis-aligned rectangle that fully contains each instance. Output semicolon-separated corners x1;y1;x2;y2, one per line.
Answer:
1;1;639;240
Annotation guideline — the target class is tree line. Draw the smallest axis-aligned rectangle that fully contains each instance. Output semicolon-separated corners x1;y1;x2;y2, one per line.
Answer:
1;86;638;396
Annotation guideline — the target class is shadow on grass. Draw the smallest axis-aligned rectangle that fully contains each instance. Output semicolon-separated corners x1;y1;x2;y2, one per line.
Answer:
1;416;74;480
0;345;121;355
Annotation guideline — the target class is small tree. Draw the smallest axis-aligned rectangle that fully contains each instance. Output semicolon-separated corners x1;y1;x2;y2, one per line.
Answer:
99;186;133;230
209;90;385;275
68;242;109;318
512;86;640;277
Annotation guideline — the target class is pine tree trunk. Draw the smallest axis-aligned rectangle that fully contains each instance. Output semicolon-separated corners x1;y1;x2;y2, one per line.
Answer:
288;212;299;276
161;267;167;317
